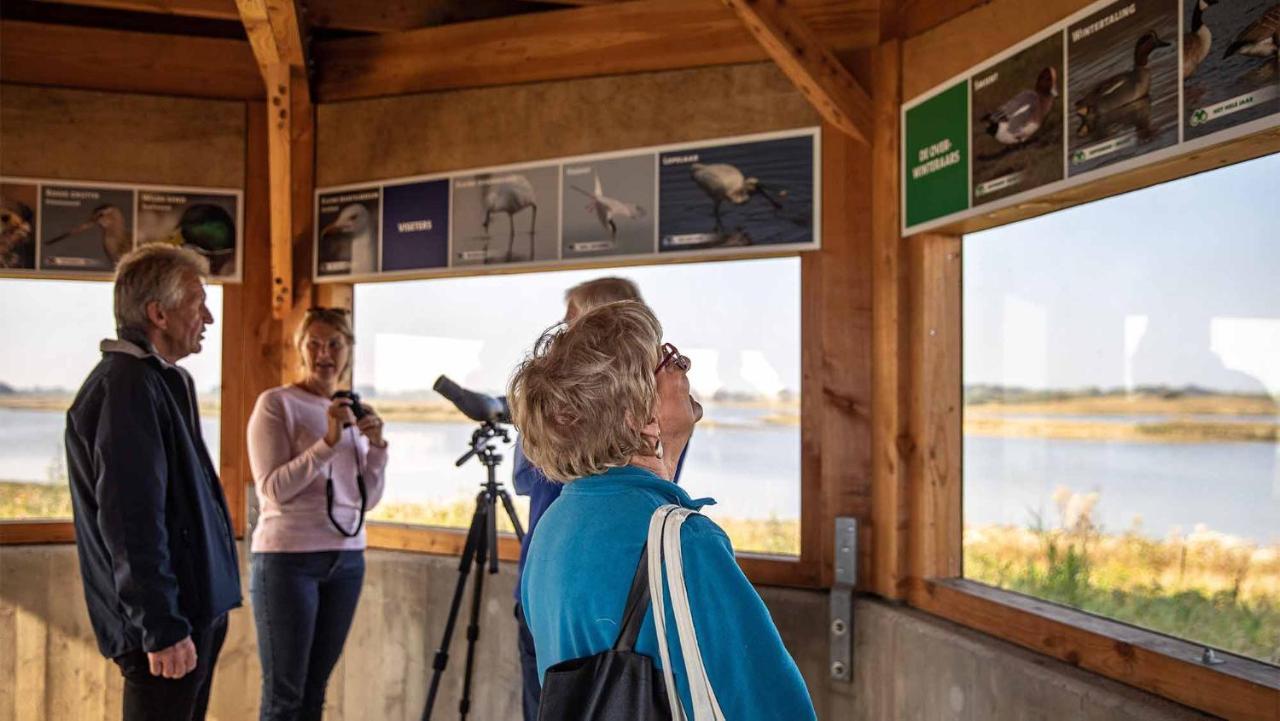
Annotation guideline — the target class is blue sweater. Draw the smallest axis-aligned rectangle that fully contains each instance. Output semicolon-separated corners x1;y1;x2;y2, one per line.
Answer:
520;466;815;720
511;439;685;601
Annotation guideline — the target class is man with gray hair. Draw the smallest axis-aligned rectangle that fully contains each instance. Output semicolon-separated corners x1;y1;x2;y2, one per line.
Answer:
65;244;241;721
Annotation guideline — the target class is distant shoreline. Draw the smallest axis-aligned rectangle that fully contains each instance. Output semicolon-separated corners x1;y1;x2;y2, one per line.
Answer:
4;392;1275;441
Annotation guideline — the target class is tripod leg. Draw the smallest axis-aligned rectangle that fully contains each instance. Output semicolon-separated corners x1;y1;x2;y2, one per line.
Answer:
497;489;526;542
422;496;487;721
487;489;501;575
458;503;490;721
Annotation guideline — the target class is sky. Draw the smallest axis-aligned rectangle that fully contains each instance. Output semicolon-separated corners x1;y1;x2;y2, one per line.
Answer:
352;257;801;398
0;152;1276;397
964;152;1280;395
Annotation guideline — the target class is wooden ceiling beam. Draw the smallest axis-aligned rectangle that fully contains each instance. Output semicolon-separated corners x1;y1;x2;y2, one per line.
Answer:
27;0;240;22
721;0;873;143
314;0;878;102
0;19;262;99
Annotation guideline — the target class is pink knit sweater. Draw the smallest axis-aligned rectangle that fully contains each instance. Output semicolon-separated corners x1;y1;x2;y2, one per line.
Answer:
247;384;388;552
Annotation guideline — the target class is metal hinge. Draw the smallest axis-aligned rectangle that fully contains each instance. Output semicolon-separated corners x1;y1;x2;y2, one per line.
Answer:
829;517;857;682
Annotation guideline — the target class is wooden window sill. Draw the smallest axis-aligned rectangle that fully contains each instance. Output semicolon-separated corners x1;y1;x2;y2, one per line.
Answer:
365;522;823;588
910;578;1280;721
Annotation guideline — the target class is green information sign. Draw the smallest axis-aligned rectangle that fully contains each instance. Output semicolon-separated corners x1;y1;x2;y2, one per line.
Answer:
904;80;970;228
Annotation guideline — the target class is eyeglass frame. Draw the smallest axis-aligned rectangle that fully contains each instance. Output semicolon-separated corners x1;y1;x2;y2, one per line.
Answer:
656;342;691;374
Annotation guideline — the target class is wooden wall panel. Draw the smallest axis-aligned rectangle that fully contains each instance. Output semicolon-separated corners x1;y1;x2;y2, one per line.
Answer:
317;62;820;186
0;84;246;187
902;0;1090;99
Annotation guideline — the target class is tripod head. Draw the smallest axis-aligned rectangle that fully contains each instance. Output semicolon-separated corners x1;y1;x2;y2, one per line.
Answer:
454;419;511;472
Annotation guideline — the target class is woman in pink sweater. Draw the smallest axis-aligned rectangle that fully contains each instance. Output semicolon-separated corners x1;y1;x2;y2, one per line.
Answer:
246;307;388;721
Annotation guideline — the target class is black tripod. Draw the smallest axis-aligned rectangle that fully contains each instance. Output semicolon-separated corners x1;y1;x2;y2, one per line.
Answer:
422;420;525;721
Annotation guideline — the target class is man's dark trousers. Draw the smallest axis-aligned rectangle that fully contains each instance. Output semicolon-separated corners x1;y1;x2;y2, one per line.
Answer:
112;614;229;721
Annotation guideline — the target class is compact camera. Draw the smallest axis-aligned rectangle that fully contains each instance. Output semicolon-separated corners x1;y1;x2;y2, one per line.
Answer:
331;390;368;423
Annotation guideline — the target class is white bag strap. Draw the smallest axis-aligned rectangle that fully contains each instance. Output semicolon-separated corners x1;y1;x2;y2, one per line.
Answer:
648;505;684;720
648;504;726;721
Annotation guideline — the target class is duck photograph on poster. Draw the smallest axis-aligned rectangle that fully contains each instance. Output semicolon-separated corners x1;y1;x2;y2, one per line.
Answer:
39;184;135;273
451;164;560;267
971;32;1066;205
560;154;655;260
1;181;38;271
658;133;815;253
1067;0;1180;176
317;188;380;278
136;190;240;279
382;179;450;272
1183;0;1280;141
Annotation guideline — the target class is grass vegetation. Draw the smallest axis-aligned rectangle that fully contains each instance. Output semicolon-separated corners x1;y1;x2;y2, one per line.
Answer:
965;488;1280;664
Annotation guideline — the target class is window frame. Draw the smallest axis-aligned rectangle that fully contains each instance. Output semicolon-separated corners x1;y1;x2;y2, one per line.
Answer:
900;199;1280;721
350;252;828;589
0;282;247;544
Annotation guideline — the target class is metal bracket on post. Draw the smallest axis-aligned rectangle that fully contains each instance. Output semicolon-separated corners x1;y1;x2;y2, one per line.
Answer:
830;517;857;682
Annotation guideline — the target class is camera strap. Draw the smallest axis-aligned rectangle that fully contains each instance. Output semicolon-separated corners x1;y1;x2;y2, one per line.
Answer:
325;426;368;538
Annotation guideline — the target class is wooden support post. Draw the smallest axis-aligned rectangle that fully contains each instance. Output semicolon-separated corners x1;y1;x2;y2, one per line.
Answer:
807;122;874;587
236;0;311;322
721;0;874;144
906;234;963;585
869;38;910;599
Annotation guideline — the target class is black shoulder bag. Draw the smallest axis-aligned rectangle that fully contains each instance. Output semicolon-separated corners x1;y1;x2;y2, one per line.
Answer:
536;544;673;721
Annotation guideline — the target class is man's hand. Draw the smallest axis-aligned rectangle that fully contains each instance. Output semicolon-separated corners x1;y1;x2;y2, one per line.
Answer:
147;636;197;679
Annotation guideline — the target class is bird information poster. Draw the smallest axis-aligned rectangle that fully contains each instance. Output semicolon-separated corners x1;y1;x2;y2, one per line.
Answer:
1182;0;1280;141
658;135;815;253
0;177;243;283
311;127;821;282
970;32;1065;204
561;154;655;260
40;184;136;273
1;181;38;271
904;81;971;228
317;188;381;278
451;165;560;267
1067;0;1179;176
382;179;450;272
901;0;1280;234
137;190;240;279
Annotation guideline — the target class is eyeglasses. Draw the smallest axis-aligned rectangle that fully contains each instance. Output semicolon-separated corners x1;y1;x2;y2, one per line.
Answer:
656;342;691;374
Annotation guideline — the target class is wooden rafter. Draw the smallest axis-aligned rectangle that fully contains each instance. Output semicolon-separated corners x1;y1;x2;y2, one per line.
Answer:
0;19;262;99
720;0;873;143
314;0;877;101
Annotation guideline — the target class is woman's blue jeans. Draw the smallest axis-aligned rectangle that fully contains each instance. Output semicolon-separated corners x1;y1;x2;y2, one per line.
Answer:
251;550;365;721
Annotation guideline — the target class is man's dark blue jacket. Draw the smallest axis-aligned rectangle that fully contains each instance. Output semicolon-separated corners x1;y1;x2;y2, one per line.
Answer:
65;336;241;658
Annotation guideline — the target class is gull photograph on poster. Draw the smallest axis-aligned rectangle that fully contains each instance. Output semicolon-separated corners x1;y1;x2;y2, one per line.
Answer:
451;164;560;267
1183;0;1280;141
136;190;240;278
40;184;135;273
1067;0;1180;176
971;32;1066;204
1;181;38;271
561;154;656;260
659;134;814;253
317;188;380;278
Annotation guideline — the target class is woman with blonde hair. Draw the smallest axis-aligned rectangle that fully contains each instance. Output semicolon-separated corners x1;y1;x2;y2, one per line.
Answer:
246;307;388;720
512;301;814;720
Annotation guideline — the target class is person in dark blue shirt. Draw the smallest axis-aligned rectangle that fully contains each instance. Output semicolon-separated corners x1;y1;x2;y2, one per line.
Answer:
512;277;691;721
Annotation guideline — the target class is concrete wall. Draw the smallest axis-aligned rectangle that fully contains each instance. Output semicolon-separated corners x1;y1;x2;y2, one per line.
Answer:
0;543;1213;720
